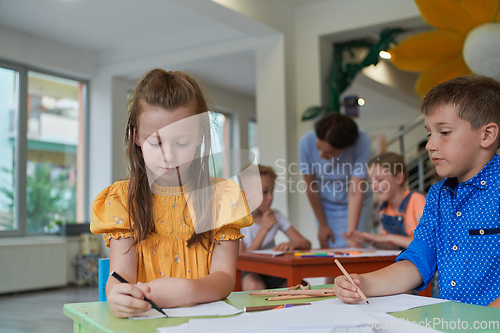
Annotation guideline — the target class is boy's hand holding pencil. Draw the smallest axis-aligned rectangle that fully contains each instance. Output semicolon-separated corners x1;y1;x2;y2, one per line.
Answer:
333;259;369;304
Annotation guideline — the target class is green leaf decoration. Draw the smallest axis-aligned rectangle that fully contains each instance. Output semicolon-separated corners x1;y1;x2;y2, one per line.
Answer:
302;27;404;121
302;106;330;121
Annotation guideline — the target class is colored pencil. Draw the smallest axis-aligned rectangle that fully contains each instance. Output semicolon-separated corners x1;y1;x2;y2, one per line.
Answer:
334;259;369;304
265;294;335;301
244;303;311;312
251;288;319;294
111;271;168;316
249;289;334;296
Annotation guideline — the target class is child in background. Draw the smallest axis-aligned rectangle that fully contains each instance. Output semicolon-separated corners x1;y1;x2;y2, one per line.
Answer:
91;69;252;318
239;165;311;291
348;152;426;249
334;75;500;308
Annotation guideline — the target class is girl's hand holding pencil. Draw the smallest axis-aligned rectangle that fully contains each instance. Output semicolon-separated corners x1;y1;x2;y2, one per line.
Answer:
107;280;155;318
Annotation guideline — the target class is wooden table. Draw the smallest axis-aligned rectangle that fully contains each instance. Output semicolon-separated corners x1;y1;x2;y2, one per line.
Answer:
236;252;432;297
63;287;500;333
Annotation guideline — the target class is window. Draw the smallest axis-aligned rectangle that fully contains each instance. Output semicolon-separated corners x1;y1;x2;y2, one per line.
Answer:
0;67;19;232
248;119;259;164
210;112;231;178
0;62;88;236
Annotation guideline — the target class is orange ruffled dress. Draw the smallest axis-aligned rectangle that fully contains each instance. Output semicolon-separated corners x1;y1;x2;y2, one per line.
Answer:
91;179;252;282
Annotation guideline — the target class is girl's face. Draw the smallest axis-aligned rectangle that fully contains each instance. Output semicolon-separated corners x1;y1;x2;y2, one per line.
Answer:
367;164;403;202
256;175;274;213
137;102;202;186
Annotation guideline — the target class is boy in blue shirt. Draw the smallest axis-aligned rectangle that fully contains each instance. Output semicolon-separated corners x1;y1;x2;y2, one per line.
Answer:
334;75;500;308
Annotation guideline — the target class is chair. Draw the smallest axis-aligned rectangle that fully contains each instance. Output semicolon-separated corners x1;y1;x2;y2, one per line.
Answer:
98;258;110;301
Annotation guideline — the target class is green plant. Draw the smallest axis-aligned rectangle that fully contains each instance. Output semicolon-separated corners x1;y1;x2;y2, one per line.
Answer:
0;162;77;233
0;167;14;230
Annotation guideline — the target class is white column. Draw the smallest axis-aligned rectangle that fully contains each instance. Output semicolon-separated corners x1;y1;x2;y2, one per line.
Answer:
88;73;113;207
255;34;288;214
111;77;130;183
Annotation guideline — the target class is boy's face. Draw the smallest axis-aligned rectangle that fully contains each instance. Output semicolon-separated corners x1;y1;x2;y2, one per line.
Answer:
424;104;484;183
368;164;403;203
256;175;274;213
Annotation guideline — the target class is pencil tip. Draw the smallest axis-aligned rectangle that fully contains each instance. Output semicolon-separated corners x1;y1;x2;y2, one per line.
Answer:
366;301;369;304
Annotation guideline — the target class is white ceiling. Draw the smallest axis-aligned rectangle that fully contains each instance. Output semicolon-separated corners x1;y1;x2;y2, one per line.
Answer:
0;0;324;96
0;0;424;99
0;1;219;52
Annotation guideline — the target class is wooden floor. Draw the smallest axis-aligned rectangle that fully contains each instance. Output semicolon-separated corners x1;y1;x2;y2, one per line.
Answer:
0;285;97;333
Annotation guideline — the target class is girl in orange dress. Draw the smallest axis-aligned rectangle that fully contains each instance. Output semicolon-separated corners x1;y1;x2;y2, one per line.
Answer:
91;69;252;318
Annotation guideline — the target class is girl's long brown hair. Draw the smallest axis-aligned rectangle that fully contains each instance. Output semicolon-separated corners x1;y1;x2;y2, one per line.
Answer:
125;69;215;250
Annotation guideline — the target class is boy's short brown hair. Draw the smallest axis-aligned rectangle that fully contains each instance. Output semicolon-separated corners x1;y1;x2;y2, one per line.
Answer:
421;75;500;131
258;165;277;182
368;152;408;182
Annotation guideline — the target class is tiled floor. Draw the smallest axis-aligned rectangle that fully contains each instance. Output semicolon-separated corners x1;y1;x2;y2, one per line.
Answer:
0;285;97;333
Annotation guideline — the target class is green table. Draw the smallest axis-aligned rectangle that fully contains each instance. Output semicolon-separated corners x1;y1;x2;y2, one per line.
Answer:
63;287;500;333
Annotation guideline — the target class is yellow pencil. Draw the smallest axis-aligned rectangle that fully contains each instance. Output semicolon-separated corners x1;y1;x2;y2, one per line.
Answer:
334;259;369;304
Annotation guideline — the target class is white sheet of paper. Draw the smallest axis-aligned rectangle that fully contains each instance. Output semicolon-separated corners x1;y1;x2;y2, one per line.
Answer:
250;249;284;256
331;294;449;313
130;300;242;319
158;299;378;333
369;312;442;332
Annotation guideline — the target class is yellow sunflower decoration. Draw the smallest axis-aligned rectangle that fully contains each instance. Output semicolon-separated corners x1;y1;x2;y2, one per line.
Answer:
389;0;500;97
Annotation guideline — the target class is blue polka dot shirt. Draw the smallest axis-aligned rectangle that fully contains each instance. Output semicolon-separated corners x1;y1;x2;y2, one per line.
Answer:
397;154;500;306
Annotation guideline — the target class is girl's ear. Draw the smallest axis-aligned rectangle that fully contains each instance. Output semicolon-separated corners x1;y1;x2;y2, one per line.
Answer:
132;127;141;146
395;172;405;186
480;122;499;149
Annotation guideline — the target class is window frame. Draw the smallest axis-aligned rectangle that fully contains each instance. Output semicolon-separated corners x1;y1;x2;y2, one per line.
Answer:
248;117;258;165
0;58;90;237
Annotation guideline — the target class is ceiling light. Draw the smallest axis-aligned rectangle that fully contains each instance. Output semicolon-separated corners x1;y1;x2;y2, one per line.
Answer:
379;51;391;59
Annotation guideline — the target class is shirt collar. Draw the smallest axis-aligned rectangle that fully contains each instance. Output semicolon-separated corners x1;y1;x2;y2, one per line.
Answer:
442;154;499;191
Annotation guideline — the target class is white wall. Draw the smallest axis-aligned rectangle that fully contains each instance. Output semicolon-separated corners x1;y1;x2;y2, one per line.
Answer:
111;77;130;182
87;73;113;206
0;26;96;79
255;35;288;213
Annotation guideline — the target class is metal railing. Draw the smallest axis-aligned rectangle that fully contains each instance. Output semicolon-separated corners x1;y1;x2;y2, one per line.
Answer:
385;114;424;157
383;114;441;193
